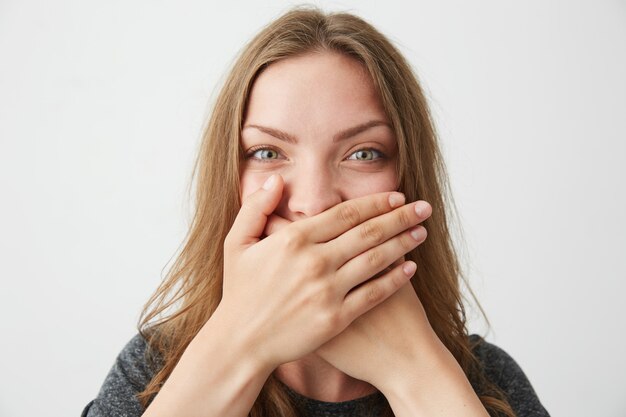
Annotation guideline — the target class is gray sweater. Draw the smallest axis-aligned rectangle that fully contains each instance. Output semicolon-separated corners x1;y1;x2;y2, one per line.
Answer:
81;333;550;417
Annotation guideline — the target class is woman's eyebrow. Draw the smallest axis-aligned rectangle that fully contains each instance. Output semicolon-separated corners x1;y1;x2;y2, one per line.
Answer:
242;124;297;143
242;120;390;144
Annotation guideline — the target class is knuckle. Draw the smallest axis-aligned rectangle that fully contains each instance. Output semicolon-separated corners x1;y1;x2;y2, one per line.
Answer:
337;204;361;227
308;287;342;329
304;255;327;275
390;268;408;288
395;209;413;229
373;195;389;214
321;281;335;300
326;311;343;331
281;228;305;250
243;196;262;214
310;281;333;302
318;310;340;335
360;221;384;244
400;233;418;251
365;284;385;305
366;248;386;269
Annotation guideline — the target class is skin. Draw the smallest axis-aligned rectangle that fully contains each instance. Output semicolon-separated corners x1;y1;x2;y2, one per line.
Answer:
239;51;488;415
240;51;407;400
142;50;488;417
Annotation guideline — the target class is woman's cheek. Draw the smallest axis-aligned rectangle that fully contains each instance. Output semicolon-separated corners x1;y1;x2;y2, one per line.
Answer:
239;166;398;203
239;171;269;202
341;170;399;199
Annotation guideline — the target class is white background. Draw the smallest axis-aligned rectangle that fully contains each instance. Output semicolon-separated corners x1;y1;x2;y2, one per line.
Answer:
1;1;625;416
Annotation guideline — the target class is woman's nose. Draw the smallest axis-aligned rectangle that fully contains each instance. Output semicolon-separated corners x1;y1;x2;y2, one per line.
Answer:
284;166;342;219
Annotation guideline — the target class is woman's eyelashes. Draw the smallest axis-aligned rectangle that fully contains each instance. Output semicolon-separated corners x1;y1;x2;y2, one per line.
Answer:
247;146;283;162
345;148;384;161
244;145;387;163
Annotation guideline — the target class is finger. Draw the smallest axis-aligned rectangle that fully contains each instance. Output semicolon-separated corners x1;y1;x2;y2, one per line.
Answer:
327;200;432;267
341;260;417;321
298;191;407;243
388;255;406;270
337;225;426;293
263;213;292;237
227;174;284;247
369;255;405;280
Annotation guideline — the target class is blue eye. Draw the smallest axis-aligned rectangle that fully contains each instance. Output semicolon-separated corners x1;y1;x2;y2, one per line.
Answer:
347;148;383;161
250;148;281;160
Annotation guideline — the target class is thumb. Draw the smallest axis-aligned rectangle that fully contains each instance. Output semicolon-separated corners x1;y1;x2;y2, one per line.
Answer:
228;174;284;247
263;213;292;238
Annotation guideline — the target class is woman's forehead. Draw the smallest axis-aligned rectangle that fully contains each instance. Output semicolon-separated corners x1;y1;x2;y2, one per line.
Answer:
243;51;389;139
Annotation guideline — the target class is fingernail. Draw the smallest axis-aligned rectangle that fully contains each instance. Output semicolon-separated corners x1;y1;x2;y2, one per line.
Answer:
388;192;405;208
402;261;417;276
263;175;276;190
410;226;426;241
414;201;428;217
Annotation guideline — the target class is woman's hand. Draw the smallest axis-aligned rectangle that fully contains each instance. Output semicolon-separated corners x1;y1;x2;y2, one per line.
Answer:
314;277;442;389
214;174;429;372
311;195;436;389
309;215;489;416
263;195;489;416
267;202;443;390
317;280;489;417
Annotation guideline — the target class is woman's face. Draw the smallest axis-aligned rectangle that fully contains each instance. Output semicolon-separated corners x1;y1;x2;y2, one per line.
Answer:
240;51;399;222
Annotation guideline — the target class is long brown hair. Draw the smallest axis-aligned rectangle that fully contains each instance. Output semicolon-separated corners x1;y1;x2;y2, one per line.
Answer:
137;6;515;417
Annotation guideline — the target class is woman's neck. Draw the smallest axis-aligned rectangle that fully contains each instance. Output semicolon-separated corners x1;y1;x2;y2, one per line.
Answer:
273;352;379;402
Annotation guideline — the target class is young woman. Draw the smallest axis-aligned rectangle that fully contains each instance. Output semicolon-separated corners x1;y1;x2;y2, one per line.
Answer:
82;7;549;417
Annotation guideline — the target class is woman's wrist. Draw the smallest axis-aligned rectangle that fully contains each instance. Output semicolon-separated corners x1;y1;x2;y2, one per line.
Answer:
377;338;489;417
197;305;278;375
143;309;275;417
